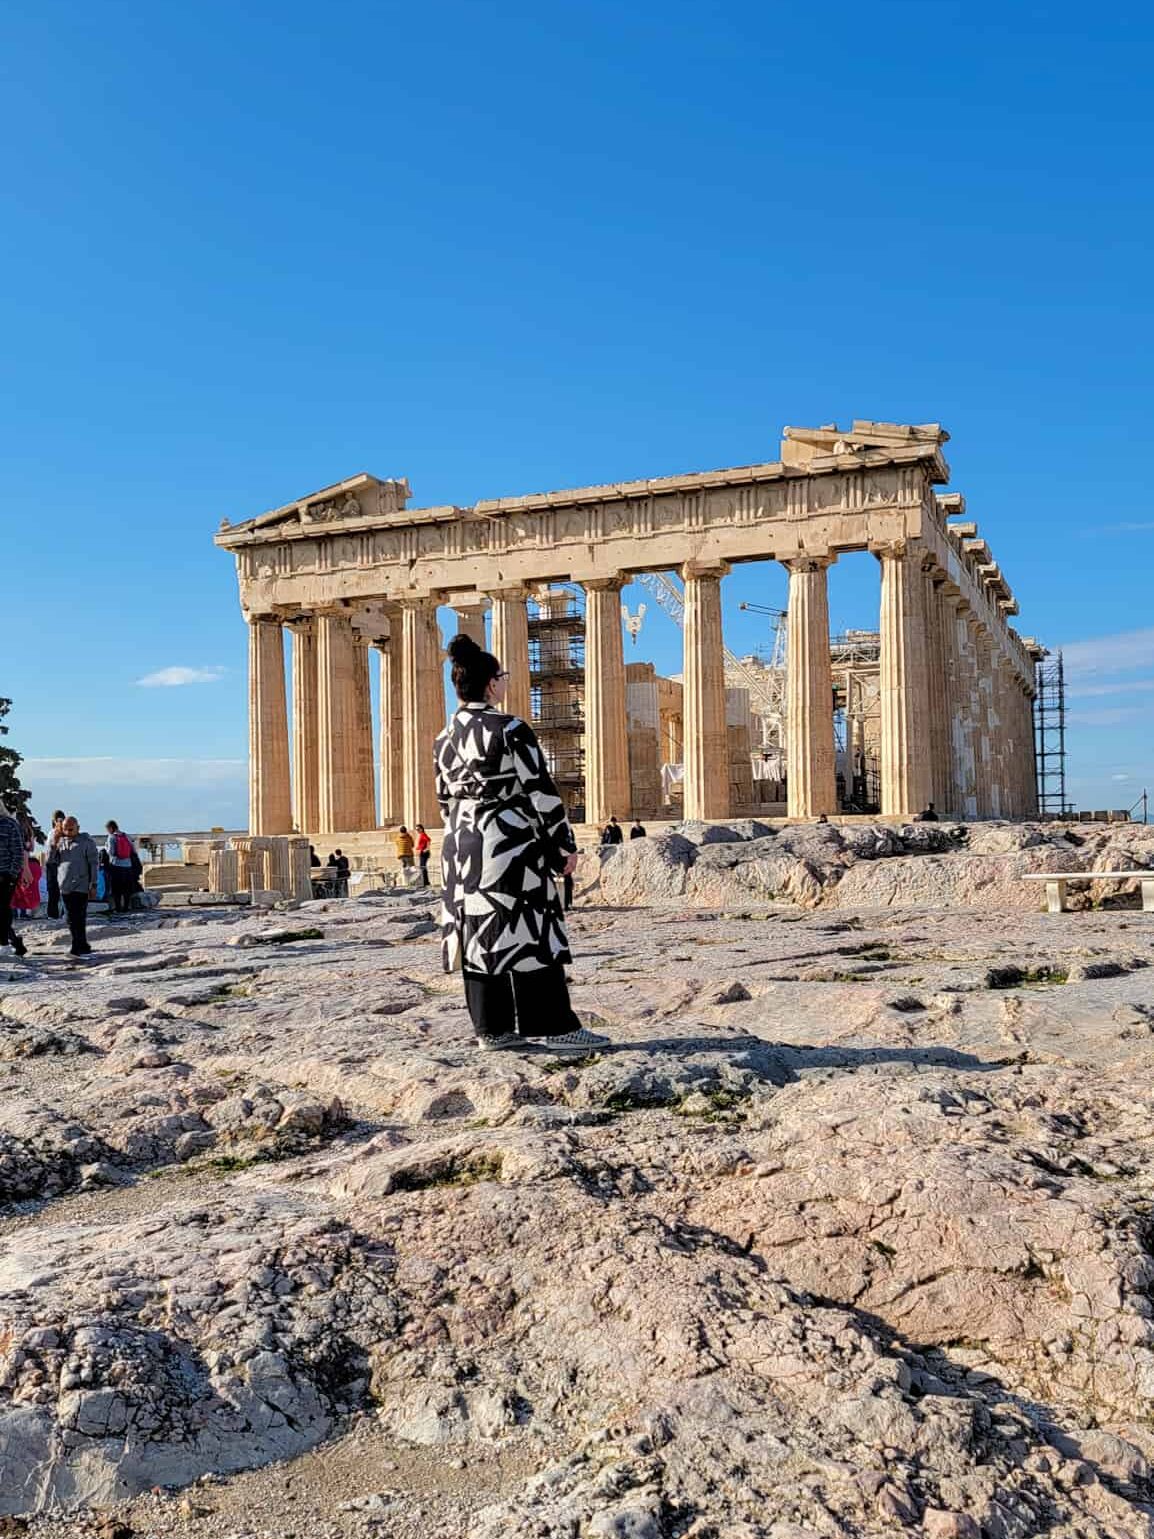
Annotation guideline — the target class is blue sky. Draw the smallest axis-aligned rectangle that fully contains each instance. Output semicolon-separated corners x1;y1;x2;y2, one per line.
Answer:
3;0;1151;831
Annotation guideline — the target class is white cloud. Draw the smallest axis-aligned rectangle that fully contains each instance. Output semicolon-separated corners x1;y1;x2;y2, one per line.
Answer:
1066;677;1154;699
1112;773;1132;782
1101;521;1154;533
1067;706;1146;729
21;757;246;787
136;666;225;688
1059;627;1154;680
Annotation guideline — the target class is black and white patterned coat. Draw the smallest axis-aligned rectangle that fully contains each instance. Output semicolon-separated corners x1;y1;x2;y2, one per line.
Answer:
434;703;576;975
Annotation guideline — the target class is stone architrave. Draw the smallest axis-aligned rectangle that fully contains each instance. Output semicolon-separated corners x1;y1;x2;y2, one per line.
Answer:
877;543;932;818
316;611;360;834
247;618;293;836
490;588;531;722
682;561;731;822
783;556;837;818
400;598;444;829
351;639;377;829
582;577;631;827
289;619;320;835
374;638;404;824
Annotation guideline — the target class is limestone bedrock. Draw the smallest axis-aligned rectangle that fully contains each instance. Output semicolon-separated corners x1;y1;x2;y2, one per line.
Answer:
1;825;1154;1537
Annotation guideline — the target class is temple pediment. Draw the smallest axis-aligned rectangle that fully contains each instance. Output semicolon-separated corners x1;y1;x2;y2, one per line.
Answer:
219;473;412;537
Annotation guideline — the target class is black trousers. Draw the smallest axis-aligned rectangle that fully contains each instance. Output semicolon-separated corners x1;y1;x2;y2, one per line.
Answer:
45;865;61;919
108;867;135;913
463;964;581;1039
418;851;430;887
0;874;18;948
63;892;91;954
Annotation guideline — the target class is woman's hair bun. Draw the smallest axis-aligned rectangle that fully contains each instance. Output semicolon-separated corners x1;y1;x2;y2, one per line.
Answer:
447;633;481;663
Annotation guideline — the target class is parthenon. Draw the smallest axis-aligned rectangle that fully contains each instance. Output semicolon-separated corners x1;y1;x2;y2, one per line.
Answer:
215;420;1040;836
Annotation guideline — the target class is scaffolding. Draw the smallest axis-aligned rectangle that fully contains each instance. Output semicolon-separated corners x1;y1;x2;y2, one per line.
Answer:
528;586;586;820
1035;649;1072;818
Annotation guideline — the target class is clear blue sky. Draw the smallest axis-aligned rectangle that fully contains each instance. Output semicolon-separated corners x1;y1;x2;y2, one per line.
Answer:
4;0;1151;831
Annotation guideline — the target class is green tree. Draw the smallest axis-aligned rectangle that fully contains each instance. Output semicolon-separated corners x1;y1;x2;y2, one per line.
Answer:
0;697;45;842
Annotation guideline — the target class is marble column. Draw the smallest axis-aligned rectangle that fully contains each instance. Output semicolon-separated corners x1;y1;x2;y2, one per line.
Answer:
681;561;731;822
1021;681;1040;817
582;577;631;826
374;637;404;825
316;610;360;834
351;638;377;829
877;543;933;818
248;616;292;835
490;588;532;722
941;593;968;818
289;619;320;836
452;600;489;650
400;598;444;830
973;627;995;817
923;570;952;815
783;556;837;818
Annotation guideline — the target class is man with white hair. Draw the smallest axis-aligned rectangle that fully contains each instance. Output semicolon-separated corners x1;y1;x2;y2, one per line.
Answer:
0;801;30;959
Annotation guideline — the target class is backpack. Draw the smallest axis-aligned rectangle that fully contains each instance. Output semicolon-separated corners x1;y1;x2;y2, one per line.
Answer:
114;832;133;861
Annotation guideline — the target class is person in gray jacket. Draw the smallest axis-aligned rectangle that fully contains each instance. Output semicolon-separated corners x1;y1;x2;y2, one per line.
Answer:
56;816;99;957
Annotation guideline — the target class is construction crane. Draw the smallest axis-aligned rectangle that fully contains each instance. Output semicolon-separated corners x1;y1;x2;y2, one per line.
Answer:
633;571;785;723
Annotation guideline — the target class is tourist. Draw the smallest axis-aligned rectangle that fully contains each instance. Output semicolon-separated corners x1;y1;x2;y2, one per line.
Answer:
601;816;624;846
415;824;431;888
44;809;66;919
562;859;576;912
333;848;350;897
13;845;42;918
434;633;607;1055
914;803;940;823
103;820;138;914
55;817;99;957
393;825;414;880
309;845;321;868
0;801;29;958
629;819;647;840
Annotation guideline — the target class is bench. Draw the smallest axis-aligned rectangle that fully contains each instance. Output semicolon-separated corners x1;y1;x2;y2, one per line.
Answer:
1023;871;1154;914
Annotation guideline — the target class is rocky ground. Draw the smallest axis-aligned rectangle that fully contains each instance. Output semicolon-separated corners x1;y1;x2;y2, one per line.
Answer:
2;820;1154;1537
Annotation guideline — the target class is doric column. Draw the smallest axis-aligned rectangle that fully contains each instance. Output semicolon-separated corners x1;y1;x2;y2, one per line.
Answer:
582;577;631;826
1021;680;1040;817
351;638;377;829
490;587;532;723
248;616;292;835
289;618;320;835
973;627;995;817
681;561;731;822
374;636;404;825
941;592;968;818
452;598;489;650
877;542;933;818
316;610;360;834
783;555;837;818
400;598;444;829
923;569;952;814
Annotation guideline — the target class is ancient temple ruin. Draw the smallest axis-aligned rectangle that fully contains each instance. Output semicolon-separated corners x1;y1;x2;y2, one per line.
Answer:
215;420;1041;836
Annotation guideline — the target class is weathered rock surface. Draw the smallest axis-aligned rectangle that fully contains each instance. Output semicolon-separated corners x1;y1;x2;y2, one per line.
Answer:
602;818;1154;912
2;871;1154;1536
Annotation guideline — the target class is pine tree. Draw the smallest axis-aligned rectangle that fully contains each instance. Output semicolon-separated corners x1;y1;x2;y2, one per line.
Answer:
0;697;45;842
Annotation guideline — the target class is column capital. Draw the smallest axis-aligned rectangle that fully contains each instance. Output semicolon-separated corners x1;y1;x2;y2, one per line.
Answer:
781;553;836;574
870;537;913;561
488;583;532;601
679;559;730;582
581;574;627;593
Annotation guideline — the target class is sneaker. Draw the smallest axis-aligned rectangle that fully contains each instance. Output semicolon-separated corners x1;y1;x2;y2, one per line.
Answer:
11;937;26;958
534;1026;609;1055
474;1033;523;1052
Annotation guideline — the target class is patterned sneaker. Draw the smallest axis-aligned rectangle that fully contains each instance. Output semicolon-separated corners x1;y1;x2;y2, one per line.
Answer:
474;1033;523;1052
536;1026;609;1054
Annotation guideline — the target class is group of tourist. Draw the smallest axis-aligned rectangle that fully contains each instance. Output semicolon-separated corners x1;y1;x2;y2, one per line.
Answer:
0;807;142;961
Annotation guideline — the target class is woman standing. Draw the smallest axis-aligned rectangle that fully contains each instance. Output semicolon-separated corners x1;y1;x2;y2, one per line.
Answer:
434;634;607;1054
55;817;99;957
414;824;431;887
